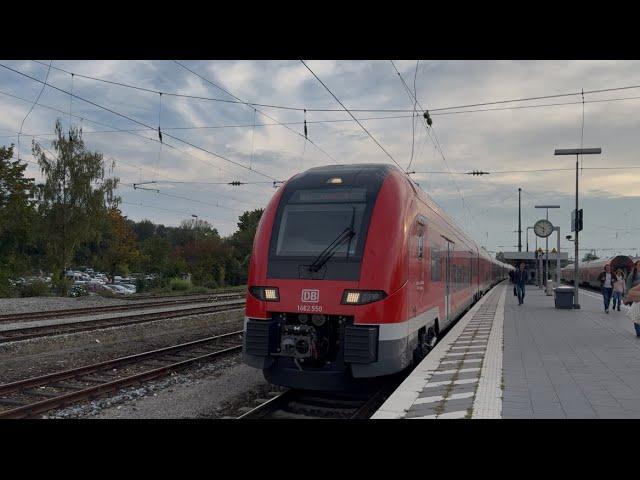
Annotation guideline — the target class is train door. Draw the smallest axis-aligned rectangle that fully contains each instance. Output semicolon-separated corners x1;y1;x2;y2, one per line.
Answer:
444;238;454;324
409;216;427;319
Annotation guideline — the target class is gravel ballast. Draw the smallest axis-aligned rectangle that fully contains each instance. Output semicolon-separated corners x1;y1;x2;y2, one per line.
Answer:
0;309;244;383
46;354;269;419
0;294;129;315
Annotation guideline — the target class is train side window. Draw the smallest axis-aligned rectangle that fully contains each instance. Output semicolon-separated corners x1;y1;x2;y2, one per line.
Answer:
431;243;441;281
417;231;424;258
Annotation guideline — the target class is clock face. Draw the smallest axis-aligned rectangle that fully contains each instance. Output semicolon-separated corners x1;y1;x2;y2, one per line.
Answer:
534;219;554;238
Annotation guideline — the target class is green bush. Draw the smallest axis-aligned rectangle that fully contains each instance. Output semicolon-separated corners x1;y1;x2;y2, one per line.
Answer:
135;277;146;293
52;276;72;296
0;269;15;297
169;278;191;291
189;286;209;294
69;284;88;297
18;280;51;297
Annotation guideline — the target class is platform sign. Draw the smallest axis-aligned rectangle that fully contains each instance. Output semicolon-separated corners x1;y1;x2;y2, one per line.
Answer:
571;209;583;232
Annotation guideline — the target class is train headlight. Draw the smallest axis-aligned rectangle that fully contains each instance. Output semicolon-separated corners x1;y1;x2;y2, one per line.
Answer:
341;290;387;305
249;286;280;302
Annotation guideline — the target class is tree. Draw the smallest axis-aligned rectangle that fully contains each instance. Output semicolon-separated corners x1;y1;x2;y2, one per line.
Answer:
95;208;141;280
0;145;37;294
132;219;156;244
33;120;119;293
582;252;599;262
229;209;263;257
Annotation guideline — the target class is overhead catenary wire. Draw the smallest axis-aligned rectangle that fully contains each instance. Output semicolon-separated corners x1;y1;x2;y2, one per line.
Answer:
30;59;640;114
5;90;640;140
122;182;245;212
121;200;209;219
301;59;404;170
409;166;640;175
17;60;52;161
406;60;420;172
0;62;279;183
0;88;276;193
172;60;340;165
390;60;477;235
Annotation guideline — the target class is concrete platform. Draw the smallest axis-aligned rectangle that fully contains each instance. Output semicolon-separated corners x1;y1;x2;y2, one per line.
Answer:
372;283;640;419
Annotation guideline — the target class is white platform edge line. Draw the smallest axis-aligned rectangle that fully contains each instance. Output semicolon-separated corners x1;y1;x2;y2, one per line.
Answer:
471;284;505;419
371;285;501;419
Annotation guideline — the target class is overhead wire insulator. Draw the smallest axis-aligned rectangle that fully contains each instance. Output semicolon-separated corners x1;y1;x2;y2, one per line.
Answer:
229;181;243;186
304;108;308;139
423;110;433;126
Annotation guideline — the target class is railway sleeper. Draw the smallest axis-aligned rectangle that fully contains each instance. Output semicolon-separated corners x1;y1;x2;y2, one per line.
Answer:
22;388;63;398
285;401;356;418
51;381;87;390
0;398;28;407
77;375;118;384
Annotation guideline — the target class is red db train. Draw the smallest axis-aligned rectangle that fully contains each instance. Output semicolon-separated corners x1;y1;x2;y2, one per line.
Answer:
243;164;511;390
561;255;635;289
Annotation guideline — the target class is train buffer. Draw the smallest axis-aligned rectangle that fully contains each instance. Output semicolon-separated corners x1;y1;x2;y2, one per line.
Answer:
372;283;640;419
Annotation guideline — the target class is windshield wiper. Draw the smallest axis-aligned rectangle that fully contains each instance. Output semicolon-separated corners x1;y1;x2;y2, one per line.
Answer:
308;227;356;273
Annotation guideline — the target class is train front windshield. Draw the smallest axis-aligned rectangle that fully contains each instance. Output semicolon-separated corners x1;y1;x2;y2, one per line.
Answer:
276;203;365;258
268;187;376;280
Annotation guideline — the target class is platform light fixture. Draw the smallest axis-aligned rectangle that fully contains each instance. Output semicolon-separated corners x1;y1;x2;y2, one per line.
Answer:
554;147;602;309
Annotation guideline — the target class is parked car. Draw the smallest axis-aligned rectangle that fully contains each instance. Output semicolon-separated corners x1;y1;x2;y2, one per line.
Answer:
119;283;137;294
109;284;131;295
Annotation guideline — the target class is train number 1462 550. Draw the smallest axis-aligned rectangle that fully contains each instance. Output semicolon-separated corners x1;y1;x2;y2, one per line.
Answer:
297;304;323;313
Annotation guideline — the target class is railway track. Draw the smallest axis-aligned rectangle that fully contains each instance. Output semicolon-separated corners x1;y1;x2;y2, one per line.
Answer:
122;288;246;301
0;330;244;419
237;379;403;419
0;299;245;343
0;292;245;324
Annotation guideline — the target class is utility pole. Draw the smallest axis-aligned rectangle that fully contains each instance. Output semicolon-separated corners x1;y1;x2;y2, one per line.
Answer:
192;214;199;249
518;188;522;252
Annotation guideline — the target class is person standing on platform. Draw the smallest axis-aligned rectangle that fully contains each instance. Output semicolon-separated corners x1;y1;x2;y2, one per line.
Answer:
514;262;527;305
625;284;640;337
598;264;614;313
612;269;626;312
626;260;640;297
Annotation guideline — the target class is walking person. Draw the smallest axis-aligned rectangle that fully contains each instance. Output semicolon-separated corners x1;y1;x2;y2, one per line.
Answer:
624;284;640;337
597;264;614;313
513;262;527;305
612;269;626;312
626;260;640;301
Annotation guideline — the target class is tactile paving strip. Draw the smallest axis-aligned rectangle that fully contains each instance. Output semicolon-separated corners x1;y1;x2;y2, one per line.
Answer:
404;289;502;419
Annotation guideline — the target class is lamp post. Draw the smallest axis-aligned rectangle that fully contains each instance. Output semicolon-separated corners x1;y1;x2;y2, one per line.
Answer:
554;147;602;309
192;214;198;248
535;205;560;286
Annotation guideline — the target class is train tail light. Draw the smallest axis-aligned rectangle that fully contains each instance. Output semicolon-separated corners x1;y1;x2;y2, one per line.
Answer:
249;286;280;302
341;290;387;305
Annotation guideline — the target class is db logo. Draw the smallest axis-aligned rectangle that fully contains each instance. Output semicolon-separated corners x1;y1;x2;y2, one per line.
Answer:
301;289;320;303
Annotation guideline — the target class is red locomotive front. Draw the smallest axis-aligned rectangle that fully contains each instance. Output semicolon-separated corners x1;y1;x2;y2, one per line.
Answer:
243;163;508;390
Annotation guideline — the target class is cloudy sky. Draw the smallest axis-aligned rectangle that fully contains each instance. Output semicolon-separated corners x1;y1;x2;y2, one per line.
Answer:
1;60;639;259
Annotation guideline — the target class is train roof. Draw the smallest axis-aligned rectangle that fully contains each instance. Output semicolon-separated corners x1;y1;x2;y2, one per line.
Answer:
561;255;634;271
287;163;490;259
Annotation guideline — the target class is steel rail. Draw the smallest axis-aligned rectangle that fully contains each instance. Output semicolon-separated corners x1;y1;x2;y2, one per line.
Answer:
236;386;395;420
0;301;245;343
0;293;245;323
0;331;243;419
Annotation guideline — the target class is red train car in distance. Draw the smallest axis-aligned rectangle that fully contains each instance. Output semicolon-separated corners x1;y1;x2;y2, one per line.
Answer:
243;164;511;390
561;255;634;289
